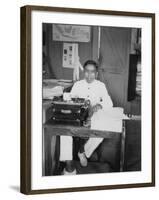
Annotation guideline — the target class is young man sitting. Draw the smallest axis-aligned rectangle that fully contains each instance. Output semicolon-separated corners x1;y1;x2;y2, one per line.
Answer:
60;60;113;175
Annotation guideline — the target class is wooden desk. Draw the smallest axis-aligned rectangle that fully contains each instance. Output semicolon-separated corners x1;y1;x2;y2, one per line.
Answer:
43;120;126;175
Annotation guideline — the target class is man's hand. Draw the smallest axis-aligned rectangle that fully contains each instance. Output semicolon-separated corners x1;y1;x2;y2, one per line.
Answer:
92;104;102;113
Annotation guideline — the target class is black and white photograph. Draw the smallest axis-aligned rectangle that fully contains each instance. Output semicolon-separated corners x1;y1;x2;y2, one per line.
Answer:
42;23;142;176
20;6;155;194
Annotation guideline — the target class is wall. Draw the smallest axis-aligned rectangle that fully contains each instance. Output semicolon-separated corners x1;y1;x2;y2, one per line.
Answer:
99;27;132;111
43;24;98;80
0;0;159;200
44;24;133;112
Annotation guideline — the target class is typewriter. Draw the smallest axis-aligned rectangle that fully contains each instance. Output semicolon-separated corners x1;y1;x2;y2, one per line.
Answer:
51;96;90;126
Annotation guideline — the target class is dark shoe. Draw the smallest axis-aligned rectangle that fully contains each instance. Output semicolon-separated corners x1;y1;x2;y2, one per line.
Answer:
62;168;77;175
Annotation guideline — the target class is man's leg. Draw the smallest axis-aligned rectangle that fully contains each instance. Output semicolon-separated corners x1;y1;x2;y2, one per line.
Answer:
63;160;76;175
60;136;76;174
78;137;103;167
77;137;89;167
84;138;104;158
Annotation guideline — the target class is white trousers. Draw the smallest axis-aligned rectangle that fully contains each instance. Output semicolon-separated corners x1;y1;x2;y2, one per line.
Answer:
60;136;103;161
59;108;125;161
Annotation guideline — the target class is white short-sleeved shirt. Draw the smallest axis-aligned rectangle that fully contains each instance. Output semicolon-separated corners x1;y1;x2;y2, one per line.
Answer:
70;79;113;110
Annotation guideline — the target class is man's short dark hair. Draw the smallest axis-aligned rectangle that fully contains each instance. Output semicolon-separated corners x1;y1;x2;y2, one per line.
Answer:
83;60;98;71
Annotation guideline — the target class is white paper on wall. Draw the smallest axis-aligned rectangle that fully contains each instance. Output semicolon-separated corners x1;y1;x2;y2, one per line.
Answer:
63;43;83;81
53;24;90;42
63;43;76;69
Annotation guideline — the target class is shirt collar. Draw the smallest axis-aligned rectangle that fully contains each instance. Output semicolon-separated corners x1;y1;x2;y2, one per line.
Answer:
84;79;97;86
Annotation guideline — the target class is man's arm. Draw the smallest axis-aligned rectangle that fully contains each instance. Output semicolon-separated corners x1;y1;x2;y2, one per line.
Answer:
98;83;113;110
90;83;113;114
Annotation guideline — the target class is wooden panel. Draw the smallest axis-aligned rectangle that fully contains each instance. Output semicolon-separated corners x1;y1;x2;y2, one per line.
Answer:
44;120;123;138
124;120;141;171
100;27;131;72
127;54;138;101
99;27;131;110
100;72;125;107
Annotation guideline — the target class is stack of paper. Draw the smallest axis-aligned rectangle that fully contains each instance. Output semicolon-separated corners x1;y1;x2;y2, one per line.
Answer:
91;107;128;133
43;86;63;99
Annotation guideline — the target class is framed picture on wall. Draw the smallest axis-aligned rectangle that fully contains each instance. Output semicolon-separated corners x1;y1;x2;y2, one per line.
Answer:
20;5;155;194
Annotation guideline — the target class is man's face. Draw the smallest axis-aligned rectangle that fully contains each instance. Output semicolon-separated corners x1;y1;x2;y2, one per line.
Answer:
84;64;98;83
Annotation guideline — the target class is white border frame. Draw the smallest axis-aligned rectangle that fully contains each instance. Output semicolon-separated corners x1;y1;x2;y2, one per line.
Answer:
31;10;152;190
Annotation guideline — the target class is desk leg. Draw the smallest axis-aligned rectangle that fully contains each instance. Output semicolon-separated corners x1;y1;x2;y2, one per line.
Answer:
51;135;57;174
42;127;45;176
43;127;57;176
120;121;126;172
